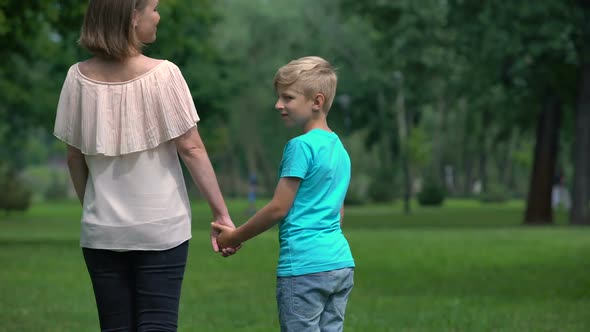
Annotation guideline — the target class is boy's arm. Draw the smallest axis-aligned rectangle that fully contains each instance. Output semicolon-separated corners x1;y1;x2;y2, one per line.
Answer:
213;177;300;248
66;145;88;205
340;205;344;225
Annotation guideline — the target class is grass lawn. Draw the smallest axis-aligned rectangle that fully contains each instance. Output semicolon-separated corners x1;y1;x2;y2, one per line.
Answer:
0;199;589;331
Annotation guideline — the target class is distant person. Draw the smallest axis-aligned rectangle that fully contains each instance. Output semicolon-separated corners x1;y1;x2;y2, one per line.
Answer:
212;56;355;332
53;0;237;330
247;172;258;216
472;179;482;195
552;173;571;210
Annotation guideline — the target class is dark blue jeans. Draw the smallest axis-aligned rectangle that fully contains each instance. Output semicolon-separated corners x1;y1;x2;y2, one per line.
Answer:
82;241;189;332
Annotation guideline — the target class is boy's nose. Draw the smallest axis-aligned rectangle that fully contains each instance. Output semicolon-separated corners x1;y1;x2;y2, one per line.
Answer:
275;99;284;110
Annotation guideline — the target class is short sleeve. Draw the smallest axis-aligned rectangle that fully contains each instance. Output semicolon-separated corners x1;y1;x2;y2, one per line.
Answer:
280;139;313;179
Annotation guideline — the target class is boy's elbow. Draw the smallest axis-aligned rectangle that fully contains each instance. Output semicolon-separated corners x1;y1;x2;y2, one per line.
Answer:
270;201;289;220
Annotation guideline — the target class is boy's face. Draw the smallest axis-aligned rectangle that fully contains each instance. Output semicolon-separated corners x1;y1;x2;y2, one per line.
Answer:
275;85;316;128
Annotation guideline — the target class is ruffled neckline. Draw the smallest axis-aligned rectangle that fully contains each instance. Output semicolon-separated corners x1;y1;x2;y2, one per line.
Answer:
74;60;169;86
54;61;200;156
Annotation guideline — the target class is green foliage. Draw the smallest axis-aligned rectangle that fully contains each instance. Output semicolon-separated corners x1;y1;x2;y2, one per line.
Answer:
0;166;32;214
407;126;433;172
23;166;71;202
0;0;87;165
479;183;511;204
368;170;396;203
148;0;227;128
512;141;534;170
45;177;70;201
342;131;381;206
345;174;370;206
0;0;587;205
417;177;446;206
208;0;380;192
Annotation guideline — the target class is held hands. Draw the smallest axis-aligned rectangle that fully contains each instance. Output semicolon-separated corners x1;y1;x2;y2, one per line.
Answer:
210;216;241;257
211;222;242;253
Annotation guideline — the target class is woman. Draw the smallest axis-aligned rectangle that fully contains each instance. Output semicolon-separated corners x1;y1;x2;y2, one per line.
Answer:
53;0;236;330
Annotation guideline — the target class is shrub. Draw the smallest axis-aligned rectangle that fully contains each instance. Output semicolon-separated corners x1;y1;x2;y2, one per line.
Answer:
45;176;71;201
0;168;32;214
479;183;510;203
417;178;445;206
23;166;71;202
345;174;370;206
368;173;396;203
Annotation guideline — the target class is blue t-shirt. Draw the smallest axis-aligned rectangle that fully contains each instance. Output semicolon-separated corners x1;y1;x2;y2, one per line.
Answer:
277;129;355;277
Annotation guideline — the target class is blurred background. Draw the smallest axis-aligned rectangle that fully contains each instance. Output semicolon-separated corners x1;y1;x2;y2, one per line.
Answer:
1;1;590;331
1;0;590;224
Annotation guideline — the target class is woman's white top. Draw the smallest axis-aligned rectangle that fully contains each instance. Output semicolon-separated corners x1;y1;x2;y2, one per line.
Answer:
54;60;199;251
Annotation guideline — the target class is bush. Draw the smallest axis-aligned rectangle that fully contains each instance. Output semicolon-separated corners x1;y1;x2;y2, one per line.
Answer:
345;174;370;205
368;173;396;203
45;176;70;201
0;168;32;214
479;183;510;203
417;178;445;206
23;166;71;202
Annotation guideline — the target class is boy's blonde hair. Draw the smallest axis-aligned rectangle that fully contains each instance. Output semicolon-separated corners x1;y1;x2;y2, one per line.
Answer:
274;56;337;113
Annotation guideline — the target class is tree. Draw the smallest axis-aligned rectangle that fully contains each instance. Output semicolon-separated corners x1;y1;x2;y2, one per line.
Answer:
212;0;378;195
570;0;590;225
341;0;453;212
0;0;87;167
447;0;577;224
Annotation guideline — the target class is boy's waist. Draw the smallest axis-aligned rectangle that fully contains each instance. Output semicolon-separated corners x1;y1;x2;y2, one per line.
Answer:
276;259;355;277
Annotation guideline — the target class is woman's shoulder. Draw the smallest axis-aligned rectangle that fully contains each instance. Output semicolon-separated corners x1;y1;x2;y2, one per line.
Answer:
76;56;172;84
140;56;168;70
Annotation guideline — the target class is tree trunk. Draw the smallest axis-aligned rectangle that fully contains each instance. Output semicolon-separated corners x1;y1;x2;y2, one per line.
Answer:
377;90;392;170
524;95;562;225
504;129;519;192
434;96;446;184
570;2;590;225
570;63;590;225
459;99;474;196
229;150;241;197
463;158;473;196
477;109;490;193
395;75;411;214
255;144;275;197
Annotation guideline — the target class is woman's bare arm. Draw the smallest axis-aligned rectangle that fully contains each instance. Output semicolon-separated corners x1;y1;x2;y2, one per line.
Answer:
66;145;88;205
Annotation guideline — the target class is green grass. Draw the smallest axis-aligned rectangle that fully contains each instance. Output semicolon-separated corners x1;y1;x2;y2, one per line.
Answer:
1;199;589;331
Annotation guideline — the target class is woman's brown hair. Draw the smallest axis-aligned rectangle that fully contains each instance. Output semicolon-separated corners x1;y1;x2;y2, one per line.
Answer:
78;0;149;61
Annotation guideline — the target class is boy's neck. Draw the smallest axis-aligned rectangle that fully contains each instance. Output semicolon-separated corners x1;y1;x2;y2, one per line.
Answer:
302;118;331;134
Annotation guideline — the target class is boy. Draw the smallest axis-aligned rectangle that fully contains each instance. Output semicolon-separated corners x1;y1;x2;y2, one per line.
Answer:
212;56;354;332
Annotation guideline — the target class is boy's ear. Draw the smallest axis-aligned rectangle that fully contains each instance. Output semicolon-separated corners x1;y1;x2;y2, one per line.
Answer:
312;93;325;112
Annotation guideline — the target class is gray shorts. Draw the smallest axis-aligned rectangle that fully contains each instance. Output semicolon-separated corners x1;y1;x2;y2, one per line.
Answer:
276;267;354;332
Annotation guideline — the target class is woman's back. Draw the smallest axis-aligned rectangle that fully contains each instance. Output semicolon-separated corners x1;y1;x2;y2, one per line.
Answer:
55;57;200;250
77;55;164;83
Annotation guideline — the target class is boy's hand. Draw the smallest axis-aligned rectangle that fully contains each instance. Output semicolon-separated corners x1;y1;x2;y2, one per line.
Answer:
211;222;242;249
211;217;240;257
